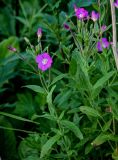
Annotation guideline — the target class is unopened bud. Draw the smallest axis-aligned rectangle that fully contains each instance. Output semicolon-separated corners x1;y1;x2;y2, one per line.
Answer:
37;28;42;39
8;46;17;52
63;23;70;30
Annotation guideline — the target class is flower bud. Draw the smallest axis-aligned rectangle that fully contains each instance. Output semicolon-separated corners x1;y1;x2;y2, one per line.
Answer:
8;46;17;52
63;23;70;30
37;28;42;39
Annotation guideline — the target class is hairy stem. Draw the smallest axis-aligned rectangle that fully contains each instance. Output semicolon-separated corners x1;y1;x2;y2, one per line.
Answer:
110;0;118;70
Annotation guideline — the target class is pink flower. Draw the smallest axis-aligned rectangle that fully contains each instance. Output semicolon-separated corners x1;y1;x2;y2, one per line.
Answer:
114;0;118;8
102;38;109;48
37;28;42;38
91;11;100;22
36;52;52;71
74;5;88;20
97;38;110;52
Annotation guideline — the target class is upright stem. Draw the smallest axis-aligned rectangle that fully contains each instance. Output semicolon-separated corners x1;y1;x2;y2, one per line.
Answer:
110;0;118;70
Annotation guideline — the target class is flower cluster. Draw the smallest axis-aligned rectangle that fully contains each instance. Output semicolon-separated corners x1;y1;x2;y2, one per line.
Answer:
74;5;99;22
74;5;111;53
36;52;53;71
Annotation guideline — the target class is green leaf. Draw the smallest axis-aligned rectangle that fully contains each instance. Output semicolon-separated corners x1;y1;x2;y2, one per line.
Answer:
40;134;61;158
0;55;18;87
91;133;118;146
0;116;17;160
0;112;40;125
33;114;56;121
15;16;28;26
112;149;118;160
54;89;72;108
13;93;35;118
47;85;56;115
93;71;115;90
24;85;46;94
18;134;41;160
79;106;101;118
50;74;67;86
102;119;112;132
69;58;77;76
60;120;83;140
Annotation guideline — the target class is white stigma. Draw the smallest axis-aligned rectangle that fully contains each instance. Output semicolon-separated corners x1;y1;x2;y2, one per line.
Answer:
79;14;84;18
42;58;48;65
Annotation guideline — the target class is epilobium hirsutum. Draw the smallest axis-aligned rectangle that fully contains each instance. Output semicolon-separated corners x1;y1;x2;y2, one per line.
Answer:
74;5;88;20
36;52;53;71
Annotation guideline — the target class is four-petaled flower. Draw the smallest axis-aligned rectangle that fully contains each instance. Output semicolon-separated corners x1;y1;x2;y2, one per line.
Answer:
114;0;118;8
74;5;88;20
36;52;52;71
97;38;110;52
91;11;100;22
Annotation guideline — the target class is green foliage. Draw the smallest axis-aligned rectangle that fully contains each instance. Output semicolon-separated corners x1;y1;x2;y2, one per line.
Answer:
60;120;83;139
0;116;17;160
0;0;118;159
40;133;61;158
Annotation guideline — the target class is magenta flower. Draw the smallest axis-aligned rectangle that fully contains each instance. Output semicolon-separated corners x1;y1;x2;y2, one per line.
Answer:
8;46;17;52
102;38;109;48
114;0;118;8
36;52;52;71
74;5;88;20
91;11;100;22
63;23;70;30
37;28;42;38
97;38;110;52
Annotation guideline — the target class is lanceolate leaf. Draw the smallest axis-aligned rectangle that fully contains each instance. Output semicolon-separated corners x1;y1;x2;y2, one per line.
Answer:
24;85;46;94
60;120;83;140
40;133;61;158
93;71;115;90
91;133;118;146
79;106;101;118
49;74;67;86
0;112;40;125
47;85;56;115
